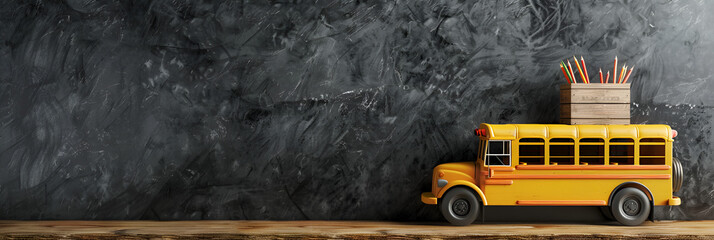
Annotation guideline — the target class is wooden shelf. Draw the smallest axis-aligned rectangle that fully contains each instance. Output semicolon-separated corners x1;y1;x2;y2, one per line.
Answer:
0;220;711;239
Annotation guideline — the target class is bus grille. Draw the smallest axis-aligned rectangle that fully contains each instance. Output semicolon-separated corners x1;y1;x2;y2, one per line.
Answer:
672;157;683;193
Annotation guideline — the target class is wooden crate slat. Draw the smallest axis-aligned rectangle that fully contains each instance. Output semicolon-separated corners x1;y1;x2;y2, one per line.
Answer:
560;83;631;90
560;118;631;125
560;89;630;103
560;103;630;119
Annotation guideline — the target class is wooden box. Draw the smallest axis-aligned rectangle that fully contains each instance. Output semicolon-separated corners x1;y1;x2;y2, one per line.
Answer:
560;84;630;125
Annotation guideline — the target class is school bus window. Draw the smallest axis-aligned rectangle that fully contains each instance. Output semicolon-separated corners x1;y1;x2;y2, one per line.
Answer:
579;138;604;165
640;138;665;165
610;138;635;165
519;138;543;142
519;138;544;165
550;138;574;142
486;140;511;166
549;138;574;165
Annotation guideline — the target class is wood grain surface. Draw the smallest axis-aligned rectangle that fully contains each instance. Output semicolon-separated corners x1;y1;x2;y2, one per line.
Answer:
560;103;630;119
1;220;714;239
560;89;630;104
560;118;631;125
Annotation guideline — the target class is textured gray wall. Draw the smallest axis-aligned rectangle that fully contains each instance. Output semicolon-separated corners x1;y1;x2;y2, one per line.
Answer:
0;0;712;220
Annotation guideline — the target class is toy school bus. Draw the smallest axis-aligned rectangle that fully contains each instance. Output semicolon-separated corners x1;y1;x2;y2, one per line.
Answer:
421;123;683;226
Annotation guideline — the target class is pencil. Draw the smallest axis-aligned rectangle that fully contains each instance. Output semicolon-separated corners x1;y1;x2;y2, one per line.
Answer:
599;68;603;83
622;66;634;83
564;62;575;84
613;56;618;84
567;60;577;84
559;62;566;83
574;56;587;83
618;64;627;84
560;62;571;84
581;56;590;83
605;71;610;84
619;64;627;83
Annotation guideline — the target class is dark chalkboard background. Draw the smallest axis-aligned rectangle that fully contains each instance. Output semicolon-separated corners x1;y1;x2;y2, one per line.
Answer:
1;0;712;221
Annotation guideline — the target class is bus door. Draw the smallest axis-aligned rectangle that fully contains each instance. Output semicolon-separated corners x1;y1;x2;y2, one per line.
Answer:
482;139;517;204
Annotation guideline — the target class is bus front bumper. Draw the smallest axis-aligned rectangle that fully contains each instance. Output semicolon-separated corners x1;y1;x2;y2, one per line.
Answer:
421;192;437;205
669;197;681;206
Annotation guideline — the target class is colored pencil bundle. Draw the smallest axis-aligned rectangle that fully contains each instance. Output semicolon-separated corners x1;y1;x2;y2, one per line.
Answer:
559;56;635;84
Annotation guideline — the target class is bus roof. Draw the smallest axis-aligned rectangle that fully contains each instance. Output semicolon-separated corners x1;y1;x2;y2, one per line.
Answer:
478;123;673;141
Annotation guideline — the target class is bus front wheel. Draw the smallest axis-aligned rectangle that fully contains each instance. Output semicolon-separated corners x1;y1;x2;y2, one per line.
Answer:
440;187;480;226
611;187;651;226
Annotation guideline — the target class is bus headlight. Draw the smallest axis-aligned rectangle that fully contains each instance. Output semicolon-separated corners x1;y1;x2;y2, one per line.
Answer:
437;179;448;187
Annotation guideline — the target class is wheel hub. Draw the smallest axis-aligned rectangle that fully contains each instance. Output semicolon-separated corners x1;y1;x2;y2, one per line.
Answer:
452;199;470;216
623;197;640;216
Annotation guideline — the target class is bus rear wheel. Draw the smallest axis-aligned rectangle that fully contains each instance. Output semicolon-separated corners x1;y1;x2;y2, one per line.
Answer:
611;187;650;226
440;187;480;226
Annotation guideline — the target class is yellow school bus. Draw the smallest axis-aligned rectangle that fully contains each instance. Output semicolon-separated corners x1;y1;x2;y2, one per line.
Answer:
421;123;683;226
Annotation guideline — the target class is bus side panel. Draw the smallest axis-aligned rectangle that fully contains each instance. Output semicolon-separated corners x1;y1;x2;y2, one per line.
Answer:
483;170;672;206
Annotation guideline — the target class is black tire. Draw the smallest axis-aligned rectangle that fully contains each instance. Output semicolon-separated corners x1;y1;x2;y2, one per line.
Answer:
611;187;651;226
672;157;683;192
439;187;480;226
600;206;615;221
